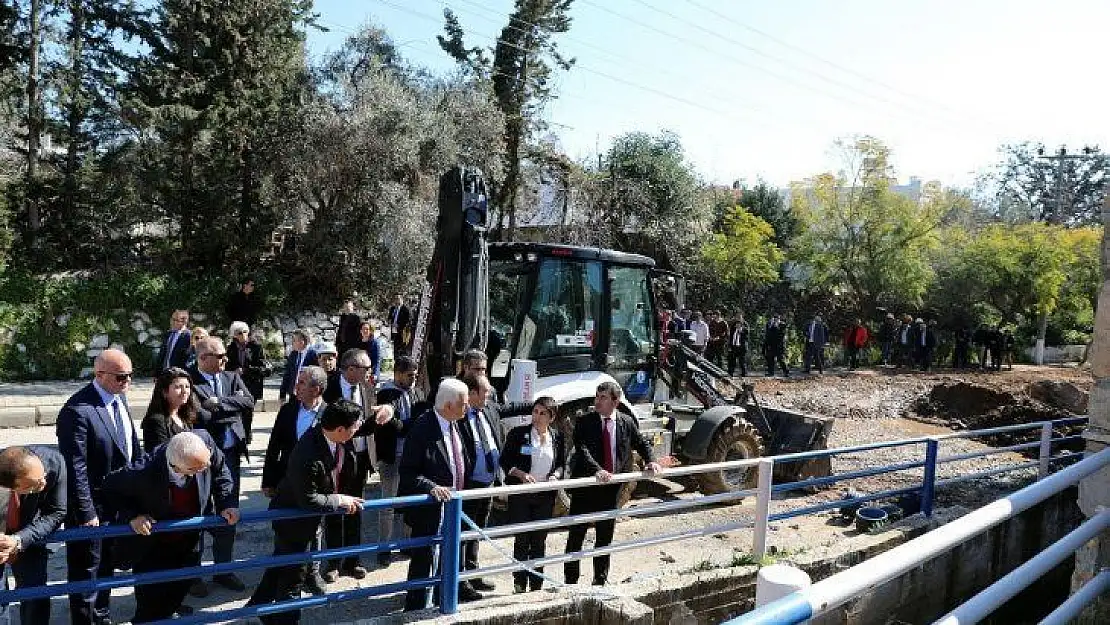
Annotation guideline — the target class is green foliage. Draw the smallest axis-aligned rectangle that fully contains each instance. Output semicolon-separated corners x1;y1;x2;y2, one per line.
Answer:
700;206;784;288
738;181;797;247
990;143;1109;226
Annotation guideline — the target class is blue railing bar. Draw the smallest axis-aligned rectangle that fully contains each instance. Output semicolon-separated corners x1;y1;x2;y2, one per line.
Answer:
938;441;1042;465
935;461;1040;488
49;493;435;542
440;498;463;614
736;448;1110;625
770;438;927;464
1050;416;1089;427
769;485;923;522
1049;451;1085;464
461;485;757;541
0;534;439;603
1038;568;1110;625
932;509;1110;625
922;438;939;516
144;576;437;625
1053;434;1086;444
772;460;926;494
460;516;757;581
934;421;1076;441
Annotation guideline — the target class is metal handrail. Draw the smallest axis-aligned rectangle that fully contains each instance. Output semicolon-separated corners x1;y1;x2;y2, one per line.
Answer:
1040;569;1110;625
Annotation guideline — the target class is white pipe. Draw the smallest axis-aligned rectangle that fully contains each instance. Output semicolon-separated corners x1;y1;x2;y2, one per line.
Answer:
753;459;774;559
1039;569;1110;625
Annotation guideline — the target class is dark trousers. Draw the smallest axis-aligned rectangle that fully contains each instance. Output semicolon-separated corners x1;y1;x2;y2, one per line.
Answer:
249;524;314;625
461;483;493;573
916;346;933;371
404;514;441;611
728;346;747;377
803;342;824;373
845;346;860;369
325;449;370;572
564;484;621;584
132;534;201;623
67;535;115;625
953;344;969;368
509;492;555;589
706;341;725;367
391;332;408;356
207;447;240;565
2;545;50;625
765;350;789;377
881;341;894;365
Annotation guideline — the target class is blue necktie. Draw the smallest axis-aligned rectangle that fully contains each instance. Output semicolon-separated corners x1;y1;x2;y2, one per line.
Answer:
164;331;177;368
111;400;130;459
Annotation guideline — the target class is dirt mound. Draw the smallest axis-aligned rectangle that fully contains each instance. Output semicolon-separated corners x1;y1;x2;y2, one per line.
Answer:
1027;380;1089;414
911;381;1071;436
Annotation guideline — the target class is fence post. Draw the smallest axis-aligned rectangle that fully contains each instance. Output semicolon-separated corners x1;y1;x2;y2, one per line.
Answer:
439;496;462;615
753;458;775;559
922;438;938;517
1039;422;1054;479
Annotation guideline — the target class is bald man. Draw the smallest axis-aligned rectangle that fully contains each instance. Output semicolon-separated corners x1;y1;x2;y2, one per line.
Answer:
0;445;67;624
57;348;142;625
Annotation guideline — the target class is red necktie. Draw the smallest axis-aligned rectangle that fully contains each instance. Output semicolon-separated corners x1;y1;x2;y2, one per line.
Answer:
450;423;465;490
602;418;614;473
5;491;20;532
332;444;344;487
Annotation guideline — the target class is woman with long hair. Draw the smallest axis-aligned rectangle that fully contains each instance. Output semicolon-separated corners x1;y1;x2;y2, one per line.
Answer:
186;326;209;370
499;396;567;593
141;367;200;453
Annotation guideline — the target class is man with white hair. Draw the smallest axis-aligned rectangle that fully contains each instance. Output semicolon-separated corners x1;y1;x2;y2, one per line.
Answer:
103;430;238;622
399;378;474;610
188;336;254;594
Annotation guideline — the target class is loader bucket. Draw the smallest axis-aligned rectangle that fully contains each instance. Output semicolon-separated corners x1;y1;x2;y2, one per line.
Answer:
751;403;835;483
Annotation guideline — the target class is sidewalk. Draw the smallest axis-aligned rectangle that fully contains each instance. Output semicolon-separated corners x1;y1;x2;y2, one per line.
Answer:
0;378;283;428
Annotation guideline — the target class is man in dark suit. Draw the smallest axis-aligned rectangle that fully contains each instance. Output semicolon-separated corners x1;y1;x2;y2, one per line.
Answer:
399;378;472;611
336;300;362;356
374;355;419;566
388;293;412;356
458;374;502;594
564;382;660;586
226;277;260;326
56;348;142;625
102;431;239;623
0;445;66;624
321;348;395;581
280;329;316;403
262;365;329;594
188;336;254;594
802;314;829;374
155;309;192;375
248;401;367;625
729;313;749;377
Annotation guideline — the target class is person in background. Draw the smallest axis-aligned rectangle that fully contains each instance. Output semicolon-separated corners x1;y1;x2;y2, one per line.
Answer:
499;397;566;593
336;299;363;357
388;293;412;356
186;326;209;370
667;308;690;339
374;355;419;567
279;329;316;403
728;313;749;377
226;277;261;326
763;314;790;378
227;322;269;442
879;313;898;366
952;324;971;369
688;311;709;354
103;431;238;623
1001;327;1016;370
354;322;381;385
56;348;142;625
988;324;1004;372
842;318;869;371
802;314;829;374
706;310;730;368
155;309;192;375
141;367;199;453
314;342;339;374
896;315;915;369
0;445;66;625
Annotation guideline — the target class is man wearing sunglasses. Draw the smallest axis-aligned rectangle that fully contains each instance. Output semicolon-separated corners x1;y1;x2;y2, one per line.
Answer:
56;348;143;625
188;337;254;594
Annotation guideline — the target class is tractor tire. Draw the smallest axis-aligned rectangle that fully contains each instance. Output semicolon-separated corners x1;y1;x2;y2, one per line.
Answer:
695;419;766;495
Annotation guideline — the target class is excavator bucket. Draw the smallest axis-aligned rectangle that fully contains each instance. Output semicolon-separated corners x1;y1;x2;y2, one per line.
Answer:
748;403;835;484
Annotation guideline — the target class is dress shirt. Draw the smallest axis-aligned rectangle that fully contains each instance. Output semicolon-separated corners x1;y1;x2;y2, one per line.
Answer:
339;377;368;452
529;427;555;482
599;411;618;471
435;411;462;488
466;408;499;485
296;400;323;439
690;321;709;346
93;380;134;459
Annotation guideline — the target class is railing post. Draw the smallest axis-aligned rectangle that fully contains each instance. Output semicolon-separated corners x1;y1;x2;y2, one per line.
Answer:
753;458;774;559
922;438;938;517
439;496;462;615
1039;421;1054;479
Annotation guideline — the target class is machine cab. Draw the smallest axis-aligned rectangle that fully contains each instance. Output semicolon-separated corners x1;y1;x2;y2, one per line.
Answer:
485;243;660;404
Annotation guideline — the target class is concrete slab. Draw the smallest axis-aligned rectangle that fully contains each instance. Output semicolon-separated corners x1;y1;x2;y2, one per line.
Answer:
0;406;38;428
36;405;62;426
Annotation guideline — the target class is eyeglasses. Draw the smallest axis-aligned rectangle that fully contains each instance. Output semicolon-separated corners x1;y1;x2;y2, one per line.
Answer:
205;353;229;360
97;371;133;383
349;364;371;371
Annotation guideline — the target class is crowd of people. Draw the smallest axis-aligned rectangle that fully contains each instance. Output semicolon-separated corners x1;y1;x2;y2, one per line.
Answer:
662;308;1019;378
0;296;660;623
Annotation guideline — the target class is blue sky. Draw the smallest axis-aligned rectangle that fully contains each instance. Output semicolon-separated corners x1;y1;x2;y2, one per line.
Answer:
307;0;1109;189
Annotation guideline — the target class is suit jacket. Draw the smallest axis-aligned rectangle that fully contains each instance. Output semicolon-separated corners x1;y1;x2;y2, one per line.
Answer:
279;348;316;400
262;400;326;490
227;339;269;398
0;445;66;548
803;320;829;345
499;425;566;485
322;371;391;464
388;304;411;333
154;328;192;375
102;429;235;527
226;291;260;326
270;426;358;543
570;411;654;479
56;383;143;524
398;410;473;527
140;412;191;454
188;366;254;454
336;313;363;353
458;405;504;485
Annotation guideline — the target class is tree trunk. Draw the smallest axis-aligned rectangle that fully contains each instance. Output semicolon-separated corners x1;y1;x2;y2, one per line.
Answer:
63;0;85;220
24;0;42;235
1034;311;1048;365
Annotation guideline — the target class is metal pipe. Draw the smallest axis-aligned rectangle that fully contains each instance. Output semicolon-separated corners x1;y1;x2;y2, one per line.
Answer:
769;486;923;522
736;448;1110;624
753;459;774;558
1039;569;1110;625
922;438;938;517
770;437;927;464
439;497;462;614
1039;422;1053;479
938;441;1041;465
935;461;1039;488
934;422;1059;440
932;510;1110;625
773;460;925;494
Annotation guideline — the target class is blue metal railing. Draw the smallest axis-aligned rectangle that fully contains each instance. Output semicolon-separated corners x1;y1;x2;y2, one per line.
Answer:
0;416;1088;623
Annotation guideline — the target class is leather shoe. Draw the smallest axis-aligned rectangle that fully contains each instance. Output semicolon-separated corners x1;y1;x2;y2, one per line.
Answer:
470;578;496;592
188;579;210;598
457;582;484;602
304;573;327;596
341;565;368;580
214;573;246;592
322;570;339;584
